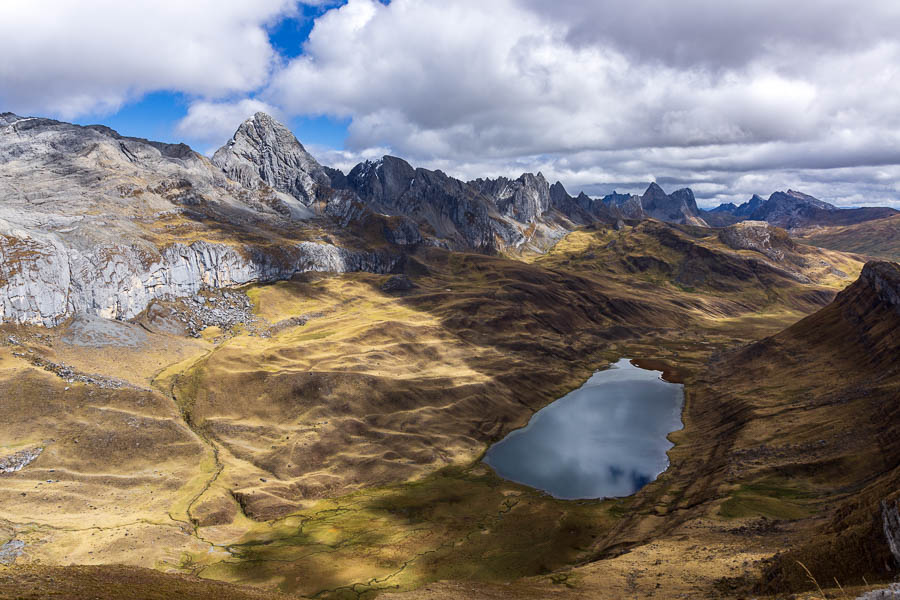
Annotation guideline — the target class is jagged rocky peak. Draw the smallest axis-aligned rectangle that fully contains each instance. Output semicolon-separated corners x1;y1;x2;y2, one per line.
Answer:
212;112;330;206
346;155;417;207
471;172;552;223
548;181;594;225
642;182;668;202
640;182;707;226
340;155;506;251
739;194;766;216
709;202;738;213
549;180;570;203
741;189;837;227
669;187;700;215
718;220;795;261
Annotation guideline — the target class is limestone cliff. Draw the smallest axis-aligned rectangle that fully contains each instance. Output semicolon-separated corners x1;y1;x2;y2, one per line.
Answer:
0;113;398;326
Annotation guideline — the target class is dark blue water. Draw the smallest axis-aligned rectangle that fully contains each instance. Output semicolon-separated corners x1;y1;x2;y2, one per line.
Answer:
483;359;684;500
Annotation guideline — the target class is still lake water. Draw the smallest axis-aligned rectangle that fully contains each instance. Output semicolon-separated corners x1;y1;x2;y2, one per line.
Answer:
483;358;684;500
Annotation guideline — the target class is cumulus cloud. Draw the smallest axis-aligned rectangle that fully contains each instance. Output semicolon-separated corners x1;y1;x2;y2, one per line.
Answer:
0;0;298;118
176;99;283;150
252;0;900;207
4;0;900;207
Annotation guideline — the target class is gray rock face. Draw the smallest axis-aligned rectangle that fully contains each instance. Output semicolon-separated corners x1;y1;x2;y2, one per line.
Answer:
471;172;551;224
745;189;835;227
338;156;542;252
603;193;645;220
0;224;397;327
0;540;25;566
883;498;900;567
548;181;592;225
548;182;636;226
860;261;900;314
212;112;330;207
718;221;795;261
0;114;399;326
0;447;42;473
856;583;900;600
735;194;766;217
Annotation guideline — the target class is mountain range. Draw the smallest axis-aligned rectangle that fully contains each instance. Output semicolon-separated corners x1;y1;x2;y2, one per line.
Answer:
1;111;896;328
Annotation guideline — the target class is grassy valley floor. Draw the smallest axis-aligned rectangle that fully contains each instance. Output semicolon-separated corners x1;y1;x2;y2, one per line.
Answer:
3;222;894;599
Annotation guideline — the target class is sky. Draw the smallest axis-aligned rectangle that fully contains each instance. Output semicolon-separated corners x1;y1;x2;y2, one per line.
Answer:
2;1;900;208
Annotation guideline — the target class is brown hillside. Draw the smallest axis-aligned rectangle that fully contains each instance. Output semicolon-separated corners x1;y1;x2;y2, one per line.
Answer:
796;213;900;261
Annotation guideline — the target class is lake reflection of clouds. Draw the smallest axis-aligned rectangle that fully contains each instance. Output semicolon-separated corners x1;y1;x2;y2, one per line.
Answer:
483;359;684;500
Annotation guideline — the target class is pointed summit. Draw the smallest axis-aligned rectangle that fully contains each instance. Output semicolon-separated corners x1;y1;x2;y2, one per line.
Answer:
212;112;329;205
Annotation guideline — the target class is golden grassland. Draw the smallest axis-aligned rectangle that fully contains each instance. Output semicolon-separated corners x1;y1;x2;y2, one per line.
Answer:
795;213;900;261
2;221;894;599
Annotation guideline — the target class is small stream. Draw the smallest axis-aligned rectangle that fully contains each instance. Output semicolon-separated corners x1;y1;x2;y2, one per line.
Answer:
483;358;684;500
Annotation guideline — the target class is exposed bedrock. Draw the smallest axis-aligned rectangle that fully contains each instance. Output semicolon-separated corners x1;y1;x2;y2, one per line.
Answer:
0;231;400;327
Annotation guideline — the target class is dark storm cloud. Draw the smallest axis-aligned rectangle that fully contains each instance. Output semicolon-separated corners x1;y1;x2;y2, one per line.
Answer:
522;1;900;69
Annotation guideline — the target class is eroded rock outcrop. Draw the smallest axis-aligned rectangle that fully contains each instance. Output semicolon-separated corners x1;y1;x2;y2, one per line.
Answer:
0;447;42;473
860;261;900;313
471;172;551;224
0;234;398;326
882;499;900;566
718;220;795;261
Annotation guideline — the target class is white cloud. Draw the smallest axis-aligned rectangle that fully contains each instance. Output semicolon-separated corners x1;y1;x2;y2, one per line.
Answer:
257;0;896;158
0;0;299;118
176;99;282;151
4;0;900;207
252;0;900;206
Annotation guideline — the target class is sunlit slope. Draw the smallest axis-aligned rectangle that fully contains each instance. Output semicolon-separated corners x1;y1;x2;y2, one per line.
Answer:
173;226;863;520
0;222;871;599
796;213;900;261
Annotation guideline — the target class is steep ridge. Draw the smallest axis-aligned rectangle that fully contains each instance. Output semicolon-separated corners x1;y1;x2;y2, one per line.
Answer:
747;262;900;590
547;181;639;225
653;261;900;594
334;156;524;251
502;260;900;599
329;157;578;253
469;172;551;224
